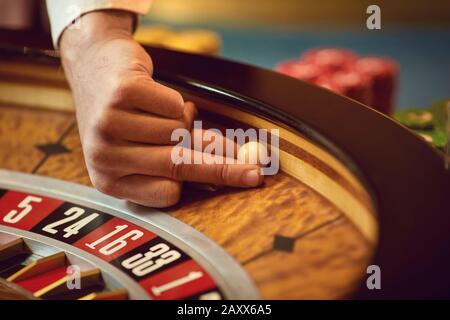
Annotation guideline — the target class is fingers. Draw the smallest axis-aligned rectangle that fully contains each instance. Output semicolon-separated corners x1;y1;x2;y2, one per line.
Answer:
86;132;263;208
116;77;185;119
170;153;263;187
106;174;182;208
102;102;197;144
190;129;239;157
107;145;263;187
183;102;197;132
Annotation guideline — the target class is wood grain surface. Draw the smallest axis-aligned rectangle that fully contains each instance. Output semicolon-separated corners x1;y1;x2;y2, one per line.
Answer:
0;103;373;299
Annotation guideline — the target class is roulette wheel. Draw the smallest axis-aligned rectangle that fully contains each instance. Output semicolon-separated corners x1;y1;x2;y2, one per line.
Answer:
0;44;449;300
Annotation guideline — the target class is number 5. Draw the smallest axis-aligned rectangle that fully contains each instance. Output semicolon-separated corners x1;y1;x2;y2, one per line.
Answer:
3;195;42;223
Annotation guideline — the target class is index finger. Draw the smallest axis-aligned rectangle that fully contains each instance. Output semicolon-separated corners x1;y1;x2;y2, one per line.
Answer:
170;148;264;187
113;145;264;188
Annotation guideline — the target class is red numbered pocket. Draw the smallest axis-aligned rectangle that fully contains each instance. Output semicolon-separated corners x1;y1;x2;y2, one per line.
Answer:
73;217;157;262
139;259;217;300
0;191;63;230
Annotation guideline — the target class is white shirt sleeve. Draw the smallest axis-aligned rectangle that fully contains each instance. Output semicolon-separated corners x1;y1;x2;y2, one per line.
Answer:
46;0;152;48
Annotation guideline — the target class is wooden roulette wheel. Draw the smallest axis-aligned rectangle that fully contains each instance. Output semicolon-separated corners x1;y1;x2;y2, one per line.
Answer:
0;45;449;300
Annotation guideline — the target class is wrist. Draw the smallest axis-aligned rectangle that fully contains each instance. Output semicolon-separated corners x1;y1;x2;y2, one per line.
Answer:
60;10;134;68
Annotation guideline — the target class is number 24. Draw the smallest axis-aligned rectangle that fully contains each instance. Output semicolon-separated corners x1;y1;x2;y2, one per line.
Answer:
42;207;99;238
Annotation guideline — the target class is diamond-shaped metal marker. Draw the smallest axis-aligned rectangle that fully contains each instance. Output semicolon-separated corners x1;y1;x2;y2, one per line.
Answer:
273;235;295;252
36;143;70;156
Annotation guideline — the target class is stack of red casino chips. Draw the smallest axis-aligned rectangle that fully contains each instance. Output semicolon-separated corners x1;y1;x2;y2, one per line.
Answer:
302;48;358;72
354;56;398;114
275;59;323;82
322;71;372;105
275;48;398;114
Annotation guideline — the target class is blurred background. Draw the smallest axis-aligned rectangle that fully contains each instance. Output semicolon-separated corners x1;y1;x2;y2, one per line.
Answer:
141;0;450;110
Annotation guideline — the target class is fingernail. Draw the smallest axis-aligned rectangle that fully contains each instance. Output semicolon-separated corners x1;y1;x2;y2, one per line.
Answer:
242;169;261;187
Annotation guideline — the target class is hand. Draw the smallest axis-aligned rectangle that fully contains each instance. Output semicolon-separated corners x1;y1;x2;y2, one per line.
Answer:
60;11;263;207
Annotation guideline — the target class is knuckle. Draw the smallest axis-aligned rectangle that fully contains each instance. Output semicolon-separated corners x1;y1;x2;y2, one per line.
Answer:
218;165;229;185
89;172;116;196
170;90;184;107
129;56;152;73
166;88;184;114
83;139;111;169
169;162;184;181
93;109;116;136
110;78;133;108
